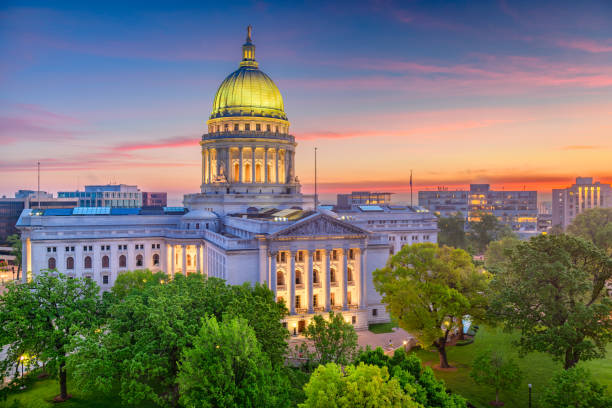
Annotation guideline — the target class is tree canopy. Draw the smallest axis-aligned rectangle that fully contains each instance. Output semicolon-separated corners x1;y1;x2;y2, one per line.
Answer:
302;311;358;366
468;212;515;254
373;243;489;368
566;207;612;254
178;315;289;408
6;234;22;280
540;367;612;408
69;272;288;407
437;212;467;250
483;236;520;272
300;362;419;408
489;234;612;369
0;271;102;401
470;350;522;405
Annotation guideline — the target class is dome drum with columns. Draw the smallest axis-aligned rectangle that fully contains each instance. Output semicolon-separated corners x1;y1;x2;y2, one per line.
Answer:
187;26;308;215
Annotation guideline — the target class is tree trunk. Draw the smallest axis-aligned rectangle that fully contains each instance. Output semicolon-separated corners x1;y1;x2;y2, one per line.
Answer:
438;345;450;368
458;320;465;340
564;348;579;369
59;362;68;400
495;389;499;404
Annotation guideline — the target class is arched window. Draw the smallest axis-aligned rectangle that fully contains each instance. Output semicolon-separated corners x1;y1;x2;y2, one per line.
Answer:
295;270;302;285
102;255;109;268
48;257;56;270
153;254;160;266
136;254;143;267
267;164;272;182
330;268;336;283
187;254;192;266
347;267;353;282
119;254;127;268
84;256;92;269
234;163;240;181
66;257;74;270
277;271;285;286
313;269;319;283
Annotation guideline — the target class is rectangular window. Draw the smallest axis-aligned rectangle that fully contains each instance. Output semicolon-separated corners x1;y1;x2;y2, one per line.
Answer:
47;247;51;253
256;124;261;131
295;295;301;309
352;316;356;324
65;246;70;252
330;293;335;305
266;124;271;132
313;294;318;307
245;124;250;131
102;275;109;285
372;308;378;316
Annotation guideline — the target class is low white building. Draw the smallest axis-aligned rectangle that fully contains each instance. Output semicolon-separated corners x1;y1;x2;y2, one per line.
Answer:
17;29;437;331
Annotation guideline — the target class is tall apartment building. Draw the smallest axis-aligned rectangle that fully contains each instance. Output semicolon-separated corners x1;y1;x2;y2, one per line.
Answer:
142;192;168;208
58;184;142;208
419;184;538;232
552;177;612;229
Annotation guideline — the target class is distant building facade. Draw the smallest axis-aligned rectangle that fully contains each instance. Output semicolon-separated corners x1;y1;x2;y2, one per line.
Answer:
419;184;537;232
142;192;168;208
0;191;77;244
552;177;612;229
58;184;142;208
418;188;469;219
336;191;392;209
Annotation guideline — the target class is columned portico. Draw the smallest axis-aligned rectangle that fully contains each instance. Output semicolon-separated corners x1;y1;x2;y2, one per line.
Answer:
342;247;349;310
288;250;295;314
324;247;331;311
307;249;314;313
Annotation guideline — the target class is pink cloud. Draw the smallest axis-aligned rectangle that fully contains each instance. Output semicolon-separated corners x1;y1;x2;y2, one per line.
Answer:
559;145;602;150
558;39;612;53
113;135;199;152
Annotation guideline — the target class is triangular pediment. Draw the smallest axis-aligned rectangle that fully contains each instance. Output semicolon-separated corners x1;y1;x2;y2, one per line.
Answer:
270;213;368;239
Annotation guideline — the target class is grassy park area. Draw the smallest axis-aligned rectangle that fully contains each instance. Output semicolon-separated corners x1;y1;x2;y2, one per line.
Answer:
411;326;612;408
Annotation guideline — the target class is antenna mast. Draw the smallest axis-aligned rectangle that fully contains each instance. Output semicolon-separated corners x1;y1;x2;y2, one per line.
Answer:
314;147;318;211
410;169;413;208
37;161;41;209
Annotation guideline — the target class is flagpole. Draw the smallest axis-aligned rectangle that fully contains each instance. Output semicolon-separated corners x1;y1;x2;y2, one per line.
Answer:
314;147;318;211
410;169;413;208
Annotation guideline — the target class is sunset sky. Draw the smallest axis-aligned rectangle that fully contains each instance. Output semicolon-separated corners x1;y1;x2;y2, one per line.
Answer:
1;0;611;205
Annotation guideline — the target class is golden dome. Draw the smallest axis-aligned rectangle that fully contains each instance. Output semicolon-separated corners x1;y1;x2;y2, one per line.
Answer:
210;27;287;121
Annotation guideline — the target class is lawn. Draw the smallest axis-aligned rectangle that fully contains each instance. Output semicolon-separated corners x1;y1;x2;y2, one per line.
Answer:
411;326;612;408
368;321;397;333
0;376;152;408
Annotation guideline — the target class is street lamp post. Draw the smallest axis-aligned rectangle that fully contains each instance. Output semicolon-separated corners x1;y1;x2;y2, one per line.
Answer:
528;383;532;408
293;322;297;336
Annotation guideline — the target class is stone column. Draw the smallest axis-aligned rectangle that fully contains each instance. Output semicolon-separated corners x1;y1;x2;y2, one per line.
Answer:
239;146;243;183
289;250;295;314
258;241;268;284
196;244;201;273
342;247;349;310
270;251;277;294
251;147;256;183
264;147;268;183
275;149;279;184
307;249;314;313
21;238;29;283
207;149;211;183
325;248;331;311
181;244;187;274
359;246;367;309
201;149;206;186
170;245;176;277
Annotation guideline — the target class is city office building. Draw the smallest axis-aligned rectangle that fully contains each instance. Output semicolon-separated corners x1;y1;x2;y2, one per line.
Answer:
552;177;612;229
142;192;168;208
58;184;142;208
419;184;537;232
336;192;392;209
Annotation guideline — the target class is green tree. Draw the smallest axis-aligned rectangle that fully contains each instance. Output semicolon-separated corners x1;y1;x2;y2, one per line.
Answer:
6;234;21;280
484;236;520;272
110;268;167;300
300;362;419;408
0;271;101;401
178;315;289;408
468;212;514;254
489;234;612;369
470;350;522;406
302;311;358;365
226;283;289;365
540;367;612;408
69;274;288;407
567;207;612;254
356;347;467;407
374;243;487;368
437;212;467;249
